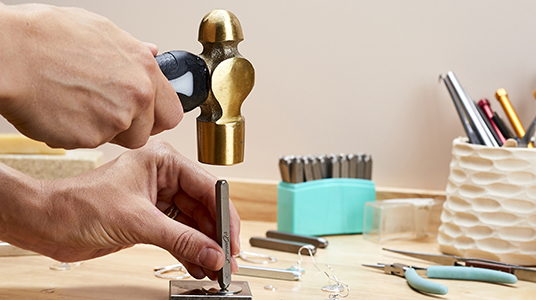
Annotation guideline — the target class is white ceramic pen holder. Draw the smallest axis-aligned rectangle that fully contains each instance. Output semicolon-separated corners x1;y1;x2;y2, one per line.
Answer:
438;137;536;265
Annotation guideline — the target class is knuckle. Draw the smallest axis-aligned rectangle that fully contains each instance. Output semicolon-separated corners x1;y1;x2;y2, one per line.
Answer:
120;77;155;113
134;84;154;110
110;112;132;132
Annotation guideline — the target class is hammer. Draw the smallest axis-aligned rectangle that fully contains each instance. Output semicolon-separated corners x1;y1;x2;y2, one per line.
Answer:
155;10;255;165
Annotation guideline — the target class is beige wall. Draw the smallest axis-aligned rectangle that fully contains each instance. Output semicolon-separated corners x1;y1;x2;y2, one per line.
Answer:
3;0;536;190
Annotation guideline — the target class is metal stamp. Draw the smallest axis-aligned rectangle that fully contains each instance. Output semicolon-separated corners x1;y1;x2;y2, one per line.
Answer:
169;180;252;299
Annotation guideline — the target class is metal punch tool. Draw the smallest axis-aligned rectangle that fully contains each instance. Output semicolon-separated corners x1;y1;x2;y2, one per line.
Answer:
266;230;328;249
236;265;301;281
249;237;316;255
383;248;536;282
303;156;315;182
363;262;517;295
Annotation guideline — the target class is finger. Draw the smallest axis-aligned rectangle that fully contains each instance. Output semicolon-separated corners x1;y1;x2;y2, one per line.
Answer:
181;260;207;279
173;188;239;256
173;191;216;240
143;42;158;56
229;200;241;256
143;213;224;272
150;70;183;135
202;267;219;281
173;210;201;232
173;158;240;256
230;256;239;274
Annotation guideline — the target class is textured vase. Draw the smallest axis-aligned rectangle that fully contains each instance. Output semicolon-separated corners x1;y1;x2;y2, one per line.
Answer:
438;137;536;265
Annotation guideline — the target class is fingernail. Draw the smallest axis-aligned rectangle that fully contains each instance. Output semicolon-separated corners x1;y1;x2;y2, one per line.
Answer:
199;248;223;270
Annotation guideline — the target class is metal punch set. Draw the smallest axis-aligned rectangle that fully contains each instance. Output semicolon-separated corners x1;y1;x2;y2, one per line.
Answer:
279;153;372;184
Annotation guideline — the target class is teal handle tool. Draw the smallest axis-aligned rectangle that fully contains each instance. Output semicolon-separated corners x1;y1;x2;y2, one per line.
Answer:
405;268;448;295
427;266;518;284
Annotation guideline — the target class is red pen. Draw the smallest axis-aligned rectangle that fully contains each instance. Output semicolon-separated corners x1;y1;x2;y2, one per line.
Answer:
478;99;506;144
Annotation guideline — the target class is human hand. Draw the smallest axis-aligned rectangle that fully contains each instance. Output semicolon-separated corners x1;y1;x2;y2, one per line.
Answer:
0;4;181;149
0;140;240;280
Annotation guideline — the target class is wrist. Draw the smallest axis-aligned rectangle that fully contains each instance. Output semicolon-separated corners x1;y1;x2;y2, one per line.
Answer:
0;163;44;244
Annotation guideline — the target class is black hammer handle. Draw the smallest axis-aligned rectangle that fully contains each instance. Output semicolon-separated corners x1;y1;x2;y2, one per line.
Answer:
155;50;209;112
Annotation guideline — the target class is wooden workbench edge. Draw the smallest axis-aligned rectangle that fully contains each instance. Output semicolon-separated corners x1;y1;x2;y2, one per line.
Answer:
227;178;446;222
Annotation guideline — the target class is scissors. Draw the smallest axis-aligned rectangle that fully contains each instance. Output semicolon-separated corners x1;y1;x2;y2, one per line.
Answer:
383;248;536;282
362;263;517;295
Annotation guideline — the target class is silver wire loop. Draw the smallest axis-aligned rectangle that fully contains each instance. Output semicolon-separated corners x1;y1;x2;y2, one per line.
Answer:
323;269;350;299
154;263;191;280
290;245;320;273
322;265;345;292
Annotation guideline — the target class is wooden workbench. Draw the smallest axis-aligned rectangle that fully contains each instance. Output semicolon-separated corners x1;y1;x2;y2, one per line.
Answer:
0;220;534;299
0;181;534;299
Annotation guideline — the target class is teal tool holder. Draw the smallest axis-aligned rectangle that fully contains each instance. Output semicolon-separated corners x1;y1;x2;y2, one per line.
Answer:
277;178;376;236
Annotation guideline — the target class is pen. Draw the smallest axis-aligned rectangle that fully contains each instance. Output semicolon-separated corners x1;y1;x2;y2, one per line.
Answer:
492;112;515;140
495;88;533;148
475;102;503;146
478;99;506;144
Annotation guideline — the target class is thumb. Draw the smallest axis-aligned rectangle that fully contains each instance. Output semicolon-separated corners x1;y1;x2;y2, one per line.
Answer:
145;214;225;271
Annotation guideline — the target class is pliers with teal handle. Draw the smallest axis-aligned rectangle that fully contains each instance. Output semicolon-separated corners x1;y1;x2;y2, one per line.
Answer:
362;263;518;295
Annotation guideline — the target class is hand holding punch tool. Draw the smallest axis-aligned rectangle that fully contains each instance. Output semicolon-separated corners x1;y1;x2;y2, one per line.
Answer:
362;262;517;295
383;248;536;282
169;180;252;299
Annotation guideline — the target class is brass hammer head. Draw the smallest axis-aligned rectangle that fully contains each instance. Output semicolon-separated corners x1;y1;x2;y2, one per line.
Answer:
197;10;255;165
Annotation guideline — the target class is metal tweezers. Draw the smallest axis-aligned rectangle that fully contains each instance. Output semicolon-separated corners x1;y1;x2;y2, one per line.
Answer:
383;248;536;282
